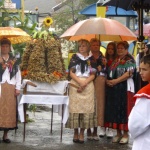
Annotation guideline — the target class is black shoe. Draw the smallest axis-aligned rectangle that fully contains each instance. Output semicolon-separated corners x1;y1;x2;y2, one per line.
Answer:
73;139;79;143
78;140;84;144
3;138;11;143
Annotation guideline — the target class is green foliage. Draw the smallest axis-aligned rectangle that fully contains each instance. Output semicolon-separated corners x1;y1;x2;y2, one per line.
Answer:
3;13;37;58
13;43;26;58
28;104;37;112
0;0;10;26
53;0;97;36
4;12;37;35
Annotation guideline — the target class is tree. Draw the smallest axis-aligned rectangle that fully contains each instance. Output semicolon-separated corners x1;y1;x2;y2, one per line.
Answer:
52;0;97;36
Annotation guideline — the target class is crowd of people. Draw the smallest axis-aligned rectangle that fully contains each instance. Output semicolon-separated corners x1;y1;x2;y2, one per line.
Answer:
66;38;150;148
0;37;150;150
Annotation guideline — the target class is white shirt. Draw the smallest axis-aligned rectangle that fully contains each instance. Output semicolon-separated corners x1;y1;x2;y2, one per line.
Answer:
128;98;150;150
1;67;21;90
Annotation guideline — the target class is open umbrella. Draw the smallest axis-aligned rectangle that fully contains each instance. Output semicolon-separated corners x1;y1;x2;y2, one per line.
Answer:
103;0;149;10
135;23;150;37
103;0;150;42
60;17;137;41
0;27;31;44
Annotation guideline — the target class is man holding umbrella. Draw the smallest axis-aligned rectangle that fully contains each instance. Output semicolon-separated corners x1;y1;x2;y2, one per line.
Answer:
0;38;21;143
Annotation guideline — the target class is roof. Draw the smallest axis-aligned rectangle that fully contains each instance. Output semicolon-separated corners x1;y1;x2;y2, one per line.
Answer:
79;3;137;17
11;0;58;13
24;0;57;14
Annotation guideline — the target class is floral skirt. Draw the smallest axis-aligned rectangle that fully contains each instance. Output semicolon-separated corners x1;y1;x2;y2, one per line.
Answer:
0;82;17;130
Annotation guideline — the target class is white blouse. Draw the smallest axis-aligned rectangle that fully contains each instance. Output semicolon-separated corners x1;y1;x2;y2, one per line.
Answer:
1;67;21;90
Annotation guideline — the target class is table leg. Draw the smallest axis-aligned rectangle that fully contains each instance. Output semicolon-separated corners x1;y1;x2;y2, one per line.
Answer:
50;105;53;134
15;96;18;134
60;104;64;142
23;103;27;142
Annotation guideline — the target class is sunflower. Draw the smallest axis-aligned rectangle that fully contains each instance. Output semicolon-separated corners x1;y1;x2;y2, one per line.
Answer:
44;17;53;27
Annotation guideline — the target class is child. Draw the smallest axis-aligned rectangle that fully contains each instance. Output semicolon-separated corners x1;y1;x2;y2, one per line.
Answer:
128;54;150;150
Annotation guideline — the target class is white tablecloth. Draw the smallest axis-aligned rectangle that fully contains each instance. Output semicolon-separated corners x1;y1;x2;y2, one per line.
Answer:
18;95;69;124
22;80;69;95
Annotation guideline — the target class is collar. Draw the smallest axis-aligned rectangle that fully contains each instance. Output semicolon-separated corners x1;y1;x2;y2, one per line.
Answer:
134;84;150;102
76;53;92;60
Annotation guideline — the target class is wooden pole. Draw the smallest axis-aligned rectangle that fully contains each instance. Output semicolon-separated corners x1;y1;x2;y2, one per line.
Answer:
21;0;24;21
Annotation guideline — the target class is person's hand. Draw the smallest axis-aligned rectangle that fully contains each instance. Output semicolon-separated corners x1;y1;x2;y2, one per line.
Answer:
97;65;102;72
78;80;87;88
106;79;118;87
77;86;85;93
15;89;20;96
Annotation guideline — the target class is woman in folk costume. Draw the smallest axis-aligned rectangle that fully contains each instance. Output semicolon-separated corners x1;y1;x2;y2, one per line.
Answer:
0;38;21;143
66;39;96;143
86;38;107;140
128;55;150;150
103;41;117;138
105;41;136;144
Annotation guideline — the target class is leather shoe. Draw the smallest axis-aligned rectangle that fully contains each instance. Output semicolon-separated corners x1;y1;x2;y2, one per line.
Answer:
3;138;11;143
73;138;79;143
78;140;84;144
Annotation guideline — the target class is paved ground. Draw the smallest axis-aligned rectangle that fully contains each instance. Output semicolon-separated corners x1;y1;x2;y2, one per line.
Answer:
0;105;133;150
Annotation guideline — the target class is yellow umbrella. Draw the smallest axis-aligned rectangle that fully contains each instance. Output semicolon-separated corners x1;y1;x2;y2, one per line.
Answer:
0;27;31;44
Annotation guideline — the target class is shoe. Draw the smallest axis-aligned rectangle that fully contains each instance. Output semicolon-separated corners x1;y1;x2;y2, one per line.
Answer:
79;134;84;144
78;140;84;144
3;138;11;143
99;127;106;137
106;128;113;138
112;135;122;143
93;136;99;141
119;137;129;144
87;136;93;140
73;138;79;143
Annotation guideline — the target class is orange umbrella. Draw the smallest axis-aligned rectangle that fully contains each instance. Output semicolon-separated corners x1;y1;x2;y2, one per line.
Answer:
0;27;31;44
135;23;150;37
60;17;137;41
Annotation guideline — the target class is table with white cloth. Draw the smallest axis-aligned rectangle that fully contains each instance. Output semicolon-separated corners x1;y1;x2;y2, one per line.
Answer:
18;80;69;141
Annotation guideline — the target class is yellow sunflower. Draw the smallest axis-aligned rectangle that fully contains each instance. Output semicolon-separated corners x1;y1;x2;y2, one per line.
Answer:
43;17;53;27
